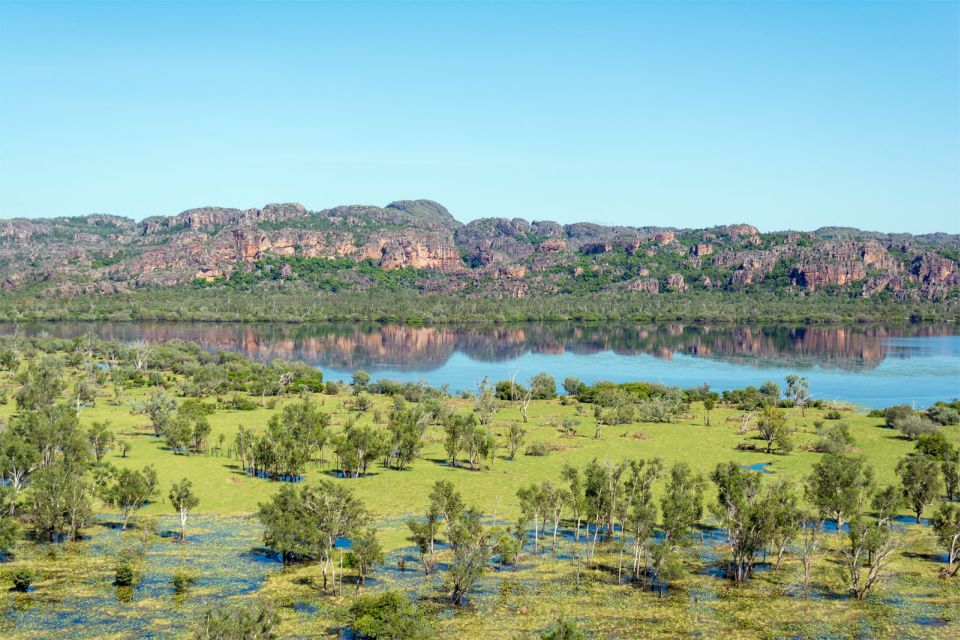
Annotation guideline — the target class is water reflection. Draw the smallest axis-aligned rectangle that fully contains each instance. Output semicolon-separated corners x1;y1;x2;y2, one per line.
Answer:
2;322;957;407
1;322;954;372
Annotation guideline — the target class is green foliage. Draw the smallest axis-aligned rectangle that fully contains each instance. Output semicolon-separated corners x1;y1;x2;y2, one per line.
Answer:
540;617;587;640
192;601;280;640
114;563;136;587
11;568;33;592
348;590;430;639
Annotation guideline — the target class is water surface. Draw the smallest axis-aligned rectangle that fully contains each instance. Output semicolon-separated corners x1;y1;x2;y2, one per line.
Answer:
2;322;957;408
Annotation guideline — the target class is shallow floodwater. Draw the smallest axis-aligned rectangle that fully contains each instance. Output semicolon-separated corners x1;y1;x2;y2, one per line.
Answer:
2;321;958;408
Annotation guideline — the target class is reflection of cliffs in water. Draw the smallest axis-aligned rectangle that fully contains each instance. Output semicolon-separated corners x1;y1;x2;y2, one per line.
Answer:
2;322;954;373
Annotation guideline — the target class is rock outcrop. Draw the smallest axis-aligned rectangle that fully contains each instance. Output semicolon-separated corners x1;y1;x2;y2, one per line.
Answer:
0;200;956;301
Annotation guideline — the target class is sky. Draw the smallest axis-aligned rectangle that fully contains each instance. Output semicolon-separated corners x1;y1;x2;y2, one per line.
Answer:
0;0;957;233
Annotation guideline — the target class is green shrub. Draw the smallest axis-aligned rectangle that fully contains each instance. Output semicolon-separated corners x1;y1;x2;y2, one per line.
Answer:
114;563;136;587
525;442;549;457
825;410;843;420
12;568;33;592
172;570;196;593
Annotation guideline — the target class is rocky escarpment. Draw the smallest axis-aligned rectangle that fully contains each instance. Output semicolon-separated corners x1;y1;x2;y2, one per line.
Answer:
0;200;957;301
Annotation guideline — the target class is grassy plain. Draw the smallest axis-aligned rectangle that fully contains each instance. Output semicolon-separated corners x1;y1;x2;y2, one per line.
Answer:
0;367;958;638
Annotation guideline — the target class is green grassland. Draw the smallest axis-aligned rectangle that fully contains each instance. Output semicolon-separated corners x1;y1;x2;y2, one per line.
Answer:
0;360;958;639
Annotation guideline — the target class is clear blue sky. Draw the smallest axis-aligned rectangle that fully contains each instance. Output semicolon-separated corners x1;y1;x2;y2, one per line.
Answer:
0;0;957;233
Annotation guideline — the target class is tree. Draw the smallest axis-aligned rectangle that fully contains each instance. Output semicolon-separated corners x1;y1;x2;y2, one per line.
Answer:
29;462;91;542
506;423;526;461
86;421;115;462
530;373;557;400
931;502;960;576
759;381;780;404
429;480;464;541
623;458;662;583
73;371;100;413
561;464;587;543
192;601;279;640
710;462;770;582
134;389;177;436
169;478;199;542
446;508;489;605
785;374;810;416
348;590;430;640
474;378;498;427
104;466;158;530
756;405;793;454
653;462;704;594
164;415;194;454
943;449;960;502
805;453;874;535
15;357;65;410
0;516;21;556
490;525;521;570
347;528;384;591
386;406;428;470
352;370;371;393
0;432;39;515
257;481;369;592
842;516;899;600
897;453;944;523
702;397;716;426
563;376;583;397
766;479;803;570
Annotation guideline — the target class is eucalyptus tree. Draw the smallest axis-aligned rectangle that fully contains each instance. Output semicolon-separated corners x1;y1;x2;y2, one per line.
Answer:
583;459;629;548
103;465;159;530
622;458;662;583
257;480;369;592
347;528;383;591
506;422;527;460
473;379;498;430
29;461;92;542
529;373;557;399
446;507;489;606
386;405;429;470
766;479;803;569
756;405;793;454
561;464;587;542
86;421;115;462
0;431;39;515
15;357;65;410
897;453;944;523
652;462;704;595
429;480;464;540
134;389;177;437
785;374;810;416
842;514;899;600
169;478;199;542
931;502;960;576
805;452;874;537
710;462;770;582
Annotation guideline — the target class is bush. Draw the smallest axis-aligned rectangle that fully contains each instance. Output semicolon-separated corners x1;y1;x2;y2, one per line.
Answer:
825;410;843;420
894;414;938;440
525;442;550;457
325;381;340;395
884;405;914;428
11;568;32;592
114;563;136;587
348;590;429;640
193;601;280;640
927;403;960;426
172;570;196;593
540;616;587;640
